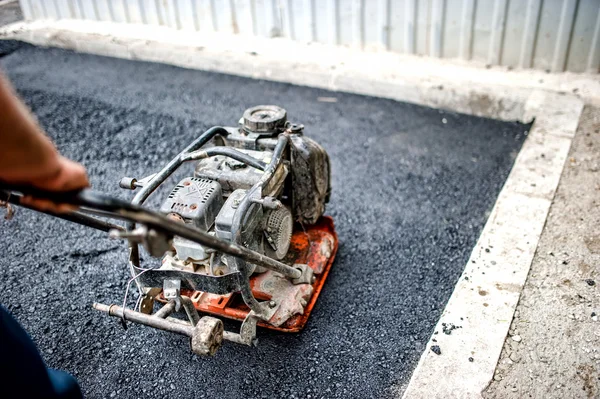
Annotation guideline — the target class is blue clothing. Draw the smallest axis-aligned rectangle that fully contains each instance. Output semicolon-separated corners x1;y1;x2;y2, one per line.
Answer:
0;305;82;399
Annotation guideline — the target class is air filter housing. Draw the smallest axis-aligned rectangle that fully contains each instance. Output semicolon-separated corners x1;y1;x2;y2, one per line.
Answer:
160;177;223;231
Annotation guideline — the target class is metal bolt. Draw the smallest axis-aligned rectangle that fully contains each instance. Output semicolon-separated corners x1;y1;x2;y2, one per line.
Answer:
311;275;316;283
268;301;277;309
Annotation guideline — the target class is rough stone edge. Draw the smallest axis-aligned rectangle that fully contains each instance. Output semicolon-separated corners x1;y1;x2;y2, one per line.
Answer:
400;92;584;398
0;19;588;398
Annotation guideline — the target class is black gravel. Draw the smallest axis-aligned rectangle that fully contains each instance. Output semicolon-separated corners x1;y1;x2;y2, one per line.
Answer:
0;42;529;399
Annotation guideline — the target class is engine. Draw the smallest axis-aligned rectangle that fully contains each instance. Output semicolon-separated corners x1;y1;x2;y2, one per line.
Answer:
157;105;328;278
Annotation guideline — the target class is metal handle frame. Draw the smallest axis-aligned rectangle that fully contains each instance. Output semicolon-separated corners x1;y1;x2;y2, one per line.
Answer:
0;126;300;321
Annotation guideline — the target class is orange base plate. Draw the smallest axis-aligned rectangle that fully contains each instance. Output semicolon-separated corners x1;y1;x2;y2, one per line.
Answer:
158;216;338;332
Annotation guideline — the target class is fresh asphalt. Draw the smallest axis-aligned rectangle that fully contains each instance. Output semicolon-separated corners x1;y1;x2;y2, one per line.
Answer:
0;42;528;398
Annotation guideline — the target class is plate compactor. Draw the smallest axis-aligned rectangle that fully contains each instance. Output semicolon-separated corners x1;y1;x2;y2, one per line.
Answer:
0;106;338;356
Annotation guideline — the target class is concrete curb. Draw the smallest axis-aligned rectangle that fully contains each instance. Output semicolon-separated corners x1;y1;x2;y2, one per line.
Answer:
0;19;589;398
401;91;584;398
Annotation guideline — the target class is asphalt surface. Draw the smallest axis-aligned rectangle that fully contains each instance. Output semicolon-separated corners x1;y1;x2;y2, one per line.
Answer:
0;41;529;398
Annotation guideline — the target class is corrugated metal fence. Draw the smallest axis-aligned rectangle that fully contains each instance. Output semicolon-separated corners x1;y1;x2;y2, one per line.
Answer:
18;0;600;73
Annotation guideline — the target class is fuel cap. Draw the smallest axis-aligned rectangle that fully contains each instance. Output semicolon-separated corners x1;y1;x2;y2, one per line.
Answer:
242;105;287;133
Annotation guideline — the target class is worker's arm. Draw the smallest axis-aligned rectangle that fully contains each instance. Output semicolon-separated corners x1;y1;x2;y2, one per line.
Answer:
0;72;89;212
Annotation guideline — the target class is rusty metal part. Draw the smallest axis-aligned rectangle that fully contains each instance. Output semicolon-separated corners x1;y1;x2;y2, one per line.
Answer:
242;105;287;133
164;315;257;347
158;217;338;332
139;287;162;315
0;183;307;281
180;295;201;326
110;226;172;258
224;314;258;346
289;134;331;225
93;302;193;336
227;135;291;317
291;263;314;285
1;199;14;220
119;177;138;190
154;300;176;318
93;302;224;356
0;190;125;232
119;173;157;190
182;147;268;170
191;316;224;356
126;126;228;289
1;109;337;353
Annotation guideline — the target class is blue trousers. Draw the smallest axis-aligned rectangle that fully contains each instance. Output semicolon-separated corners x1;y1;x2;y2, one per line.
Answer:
0;305;83;399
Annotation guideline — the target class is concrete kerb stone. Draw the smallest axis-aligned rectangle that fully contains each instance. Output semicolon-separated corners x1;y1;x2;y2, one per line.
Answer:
401;91;584;398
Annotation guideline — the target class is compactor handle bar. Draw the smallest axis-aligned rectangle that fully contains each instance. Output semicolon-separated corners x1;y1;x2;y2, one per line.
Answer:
0;183;301;280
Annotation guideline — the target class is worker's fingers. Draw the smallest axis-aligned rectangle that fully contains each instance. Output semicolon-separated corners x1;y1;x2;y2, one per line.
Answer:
30;156;90;192
19;156;89;214
20;196;78;213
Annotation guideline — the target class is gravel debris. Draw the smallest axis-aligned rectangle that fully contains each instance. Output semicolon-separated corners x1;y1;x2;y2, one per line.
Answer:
431;346;442;355
441;322;462;335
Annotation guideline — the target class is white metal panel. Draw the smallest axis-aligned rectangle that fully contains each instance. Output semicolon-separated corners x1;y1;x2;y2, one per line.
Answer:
43;0;60;19
337;0;354;46
363;0;382;50
123;0;145;25
53;0;74;18
194;0;215;31
289;0;310;42
533;0;563;71
94;0;112;21
518;0;542;69
414;0;429;56
26;0;48;19
430;0;444;58
312;0;331;44
487;0;508;66
550;0;578;72
211;0;232;33
403;0;416;54
566;0;600;73
471;0;494;64
17;0;600;73
388;0;405;53
588;9;600;73
442;0;464;59
458;0;475;60
231;0;253;35
502;0;530;68
324;0;337;46
139;0;162;26
19;0;33;20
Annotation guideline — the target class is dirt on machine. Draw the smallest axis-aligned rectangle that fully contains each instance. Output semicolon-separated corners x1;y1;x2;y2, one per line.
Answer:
1;105;338;356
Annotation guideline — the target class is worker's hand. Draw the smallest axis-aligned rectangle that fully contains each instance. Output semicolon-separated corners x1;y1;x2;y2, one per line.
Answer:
0;72;89;213
19;155;89;213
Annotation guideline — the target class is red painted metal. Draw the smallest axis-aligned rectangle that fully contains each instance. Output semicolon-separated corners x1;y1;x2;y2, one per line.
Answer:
158;216;338;332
